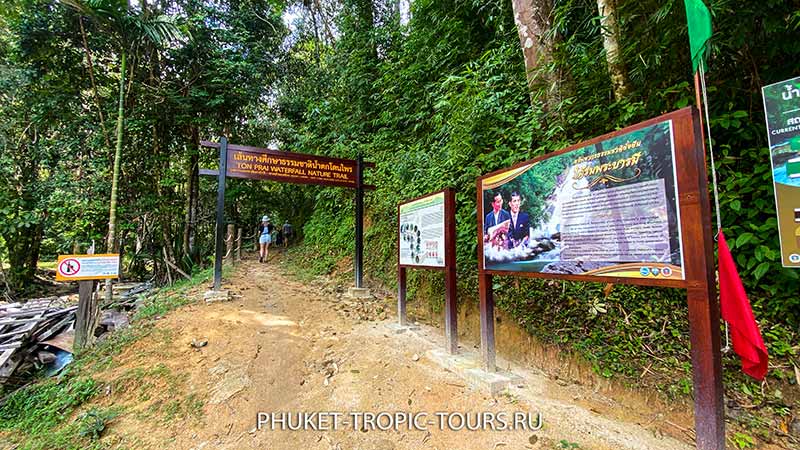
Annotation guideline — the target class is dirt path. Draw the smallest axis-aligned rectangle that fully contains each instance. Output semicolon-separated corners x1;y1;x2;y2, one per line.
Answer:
95;258;695;450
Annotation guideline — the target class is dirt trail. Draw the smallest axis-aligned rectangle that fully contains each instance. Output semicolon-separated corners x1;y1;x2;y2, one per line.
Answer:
95;258;695;450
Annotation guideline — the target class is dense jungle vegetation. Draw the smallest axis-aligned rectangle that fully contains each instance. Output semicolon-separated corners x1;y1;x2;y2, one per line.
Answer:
0;0;798;446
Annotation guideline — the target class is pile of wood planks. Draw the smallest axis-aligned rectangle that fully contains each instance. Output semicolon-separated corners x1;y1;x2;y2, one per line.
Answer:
0;282;151;387
0;297;76;385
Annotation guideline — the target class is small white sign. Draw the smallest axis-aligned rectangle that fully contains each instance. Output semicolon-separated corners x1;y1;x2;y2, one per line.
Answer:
399;192;446;267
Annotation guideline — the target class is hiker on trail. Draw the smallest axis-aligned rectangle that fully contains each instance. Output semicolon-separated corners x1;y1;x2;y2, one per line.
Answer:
258;216;274;263
282;221;293;248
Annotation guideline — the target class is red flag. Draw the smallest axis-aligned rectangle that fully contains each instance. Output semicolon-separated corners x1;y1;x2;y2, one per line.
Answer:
718;231;769;380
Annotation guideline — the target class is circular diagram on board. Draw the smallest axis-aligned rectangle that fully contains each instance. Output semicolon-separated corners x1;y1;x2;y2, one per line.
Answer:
401;222;422;263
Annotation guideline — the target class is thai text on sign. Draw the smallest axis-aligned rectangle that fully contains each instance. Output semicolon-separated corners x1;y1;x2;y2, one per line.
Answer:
399;192;446;267
55;254;120;281
762;75;800;267
226;147;358;188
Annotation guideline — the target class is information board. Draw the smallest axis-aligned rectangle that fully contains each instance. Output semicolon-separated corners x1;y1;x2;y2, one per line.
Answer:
55;254;120;281
398;192;446;267
762;75;800;267
479;120;684;280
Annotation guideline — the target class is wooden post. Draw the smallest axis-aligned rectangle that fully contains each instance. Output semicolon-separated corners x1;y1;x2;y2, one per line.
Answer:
398;266;407;326
74;245;97;352
226;223;235;264
213;137;228;291
236;227;242;262
478;273;496;371
680;108;725;450
255;225;259;252
444;189;458;355
74;280;97;351
355;153;364;288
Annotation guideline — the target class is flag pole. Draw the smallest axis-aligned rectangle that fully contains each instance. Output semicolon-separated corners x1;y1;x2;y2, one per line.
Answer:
695;72;709;172
694;63;730;352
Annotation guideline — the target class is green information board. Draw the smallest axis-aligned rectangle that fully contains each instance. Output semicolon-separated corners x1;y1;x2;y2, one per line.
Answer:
762;75;800;267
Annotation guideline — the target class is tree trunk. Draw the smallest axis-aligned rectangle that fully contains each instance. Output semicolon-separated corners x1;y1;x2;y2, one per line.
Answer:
307;1;322;65
353;0;377;59
162;221;176;280
4;231;37;293
2;148;44;294
183;127;199;263
78;17;111;149
595;0;629;100
25;221;44;279
511;0;558;109
313;0;335;44
105;49;127;303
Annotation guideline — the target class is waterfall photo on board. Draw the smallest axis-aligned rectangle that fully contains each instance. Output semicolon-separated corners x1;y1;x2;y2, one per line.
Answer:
481;120;685;280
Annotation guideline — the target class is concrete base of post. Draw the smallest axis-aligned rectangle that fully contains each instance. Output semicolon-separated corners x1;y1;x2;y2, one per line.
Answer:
426;348;520;396
204;289;231;303
385;322;420;334
346;287;372;299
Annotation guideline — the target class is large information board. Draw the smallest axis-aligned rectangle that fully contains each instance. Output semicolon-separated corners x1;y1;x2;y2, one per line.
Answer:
762;75;800;267
398;191;446;268
479;120;684;281
476;108;725;450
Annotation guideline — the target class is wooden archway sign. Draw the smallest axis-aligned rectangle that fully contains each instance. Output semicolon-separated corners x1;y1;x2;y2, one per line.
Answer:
200;138;374;290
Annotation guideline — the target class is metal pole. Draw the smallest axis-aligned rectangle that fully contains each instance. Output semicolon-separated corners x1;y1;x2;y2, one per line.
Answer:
398;266;407;326
355;153;364;288
213;137;228;291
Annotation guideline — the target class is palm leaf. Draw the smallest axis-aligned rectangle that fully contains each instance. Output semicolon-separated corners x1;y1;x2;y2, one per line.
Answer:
60;1;188;47
135;15;187;46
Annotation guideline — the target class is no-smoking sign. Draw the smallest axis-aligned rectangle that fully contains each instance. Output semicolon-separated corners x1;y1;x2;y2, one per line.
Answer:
55;254;120;281
58;258;81;277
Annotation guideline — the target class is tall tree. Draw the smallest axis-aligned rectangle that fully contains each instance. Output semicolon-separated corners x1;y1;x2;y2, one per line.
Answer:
62;0;184;301
511;0;563;116
595;0;628;99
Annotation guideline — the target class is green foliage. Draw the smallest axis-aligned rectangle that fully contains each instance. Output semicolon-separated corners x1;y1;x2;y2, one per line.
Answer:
274;1;798;445
0;0;289;290
6;408;117;450
76;407;119;441
731;431;756;449
0;376;98;433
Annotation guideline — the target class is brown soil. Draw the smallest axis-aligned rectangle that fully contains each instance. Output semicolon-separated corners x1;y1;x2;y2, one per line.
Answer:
58;258;717;449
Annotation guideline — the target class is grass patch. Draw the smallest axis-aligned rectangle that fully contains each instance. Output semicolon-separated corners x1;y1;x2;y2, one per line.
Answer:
0;376;98;434
6;407;121;450
0;265;215;449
